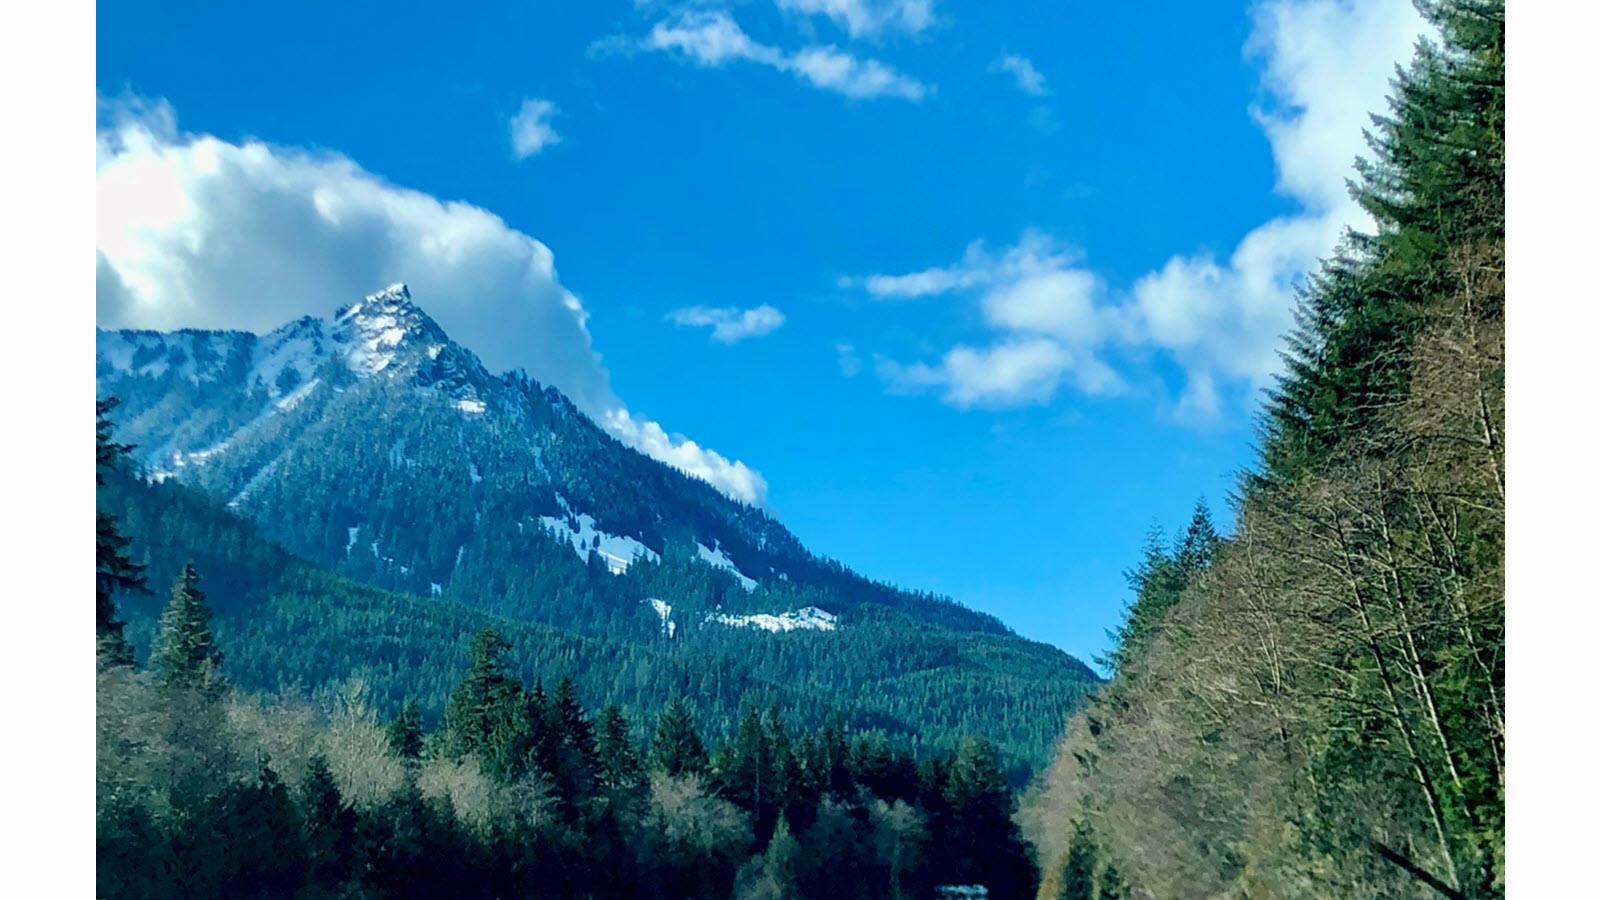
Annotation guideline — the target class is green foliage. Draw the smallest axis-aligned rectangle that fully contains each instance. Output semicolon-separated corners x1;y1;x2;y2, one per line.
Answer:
149;563;225;695
386;700;424;761
652;696;711;777
1027;4;1505;898
1055;820;1098;900
96;601;1044;899
96;398;145;668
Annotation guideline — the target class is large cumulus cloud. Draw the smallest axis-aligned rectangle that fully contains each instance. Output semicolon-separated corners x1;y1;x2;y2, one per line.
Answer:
96;97;768;505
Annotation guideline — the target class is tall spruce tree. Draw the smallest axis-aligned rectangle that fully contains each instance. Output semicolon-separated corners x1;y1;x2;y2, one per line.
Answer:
149;563;224;693
649;696;708;777
1173;498;1219;579
387;699;425;761
596;704;643;791
95;398;144;668
1056;819;1100;900
943;737;1038;899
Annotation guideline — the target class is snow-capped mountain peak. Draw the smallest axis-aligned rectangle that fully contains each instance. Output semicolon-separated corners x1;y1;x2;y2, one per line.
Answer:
331;282;448;377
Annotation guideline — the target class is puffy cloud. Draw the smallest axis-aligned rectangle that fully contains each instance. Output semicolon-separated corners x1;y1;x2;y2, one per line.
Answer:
669;304;787;343
774;0;936;38
848;232;1123;406
845;0;1428;421
95;97;768;505
603;409;768;507
617;9;929;101
879;338;1118;409
510;98;562;159
990;54;1048;96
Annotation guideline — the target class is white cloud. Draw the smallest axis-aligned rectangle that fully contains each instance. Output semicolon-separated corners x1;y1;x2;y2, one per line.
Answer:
96;97;768;505
990;54;1048;96
510;98;562;159
788;46;927;100
627;9;929;101
835;342;862;376
669;304;787;342
774;0;936;39
845;0;1428;421
879;338;1117;409
603;409;768;506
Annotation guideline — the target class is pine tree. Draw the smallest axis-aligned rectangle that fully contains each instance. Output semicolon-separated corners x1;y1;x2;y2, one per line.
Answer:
596;704;643;791
441;627;530;780
149;563;224;693
1097;862;1127;900
943;737;1038;899
1057;819;1099;900
650;696;708;777
387;699;425;761
302;754;357;890
1174;498;1219;579
95;398;144;668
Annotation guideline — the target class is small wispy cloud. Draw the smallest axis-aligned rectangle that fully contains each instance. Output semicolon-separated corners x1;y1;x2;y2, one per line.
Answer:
774;0;937;39
670;304;787;343
600;10;929;102
835;342;863;376
990;53;1048;96
510;98;561;159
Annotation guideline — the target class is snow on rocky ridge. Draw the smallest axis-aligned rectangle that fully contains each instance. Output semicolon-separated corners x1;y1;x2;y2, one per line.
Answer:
539;506;660;575
696;541;759;591
709;606;838;633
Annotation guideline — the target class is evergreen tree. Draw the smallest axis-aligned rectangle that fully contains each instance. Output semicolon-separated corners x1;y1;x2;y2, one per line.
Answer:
1057;819;1100;900
1173;498;1219;579
650;696;708;777
218;758;307;896
943;737;1038;899
387;699;425;761
149;563;224;693
440;627;529;779
1100;525;1187;673
95;398;144;668
596;704;644;791
301;754;357;889
1097;862;1127;900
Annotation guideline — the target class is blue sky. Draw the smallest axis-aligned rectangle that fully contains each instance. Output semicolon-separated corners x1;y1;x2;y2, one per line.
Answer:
96;0;1428;668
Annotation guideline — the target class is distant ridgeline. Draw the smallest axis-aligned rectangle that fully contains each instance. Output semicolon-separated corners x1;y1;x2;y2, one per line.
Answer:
96;284;1097;774
1024;4;1505;900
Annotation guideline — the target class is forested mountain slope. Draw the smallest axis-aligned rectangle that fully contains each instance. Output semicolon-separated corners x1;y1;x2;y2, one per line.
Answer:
96;287;1097;772
1024;3;1504;898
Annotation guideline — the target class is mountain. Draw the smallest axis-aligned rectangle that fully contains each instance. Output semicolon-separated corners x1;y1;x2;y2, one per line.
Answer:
96;284;1097;770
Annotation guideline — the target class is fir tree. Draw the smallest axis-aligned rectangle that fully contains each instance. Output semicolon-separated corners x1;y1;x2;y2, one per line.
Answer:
596;704;643;791
1057;819;1099;900
301;754;357;889
943;737;1038;899
1174;498;1220;579
95;398;144;668
149;563;224;693
1097;862;1127;900
387;699;425;761
650;696;708;777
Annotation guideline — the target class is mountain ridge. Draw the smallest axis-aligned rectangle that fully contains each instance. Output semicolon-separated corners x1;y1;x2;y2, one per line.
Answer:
96;283;1098;769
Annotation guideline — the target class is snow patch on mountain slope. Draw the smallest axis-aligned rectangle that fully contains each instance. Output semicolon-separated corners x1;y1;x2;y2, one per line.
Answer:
696;542;758;591
539;509;660;575
645;598;676;638
709;607;837;633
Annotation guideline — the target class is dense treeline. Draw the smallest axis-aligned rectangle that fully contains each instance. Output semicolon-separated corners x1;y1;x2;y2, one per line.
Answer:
99;452;1090;773
97;515;1041;897
1024;3;1504;898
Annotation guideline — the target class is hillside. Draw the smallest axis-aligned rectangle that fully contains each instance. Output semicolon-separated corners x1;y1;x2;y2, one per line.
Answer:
96;287;1097;771
1022;4;1504;898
